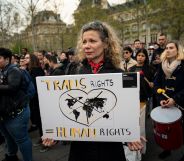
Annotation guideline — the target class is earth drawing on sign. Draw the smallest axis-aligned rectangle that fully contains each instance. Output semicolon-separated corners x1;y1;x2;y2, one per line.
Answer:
59;88;117;126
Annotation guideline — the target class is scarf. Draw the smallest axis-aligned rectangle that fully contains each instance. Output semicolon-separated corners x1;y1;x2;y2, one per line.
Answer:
162;59;181;78
88;60;104;74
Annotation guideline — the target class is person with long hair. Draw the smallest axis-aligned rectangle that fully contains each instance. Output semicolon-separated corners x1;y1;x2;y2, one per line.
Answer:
129;49;155;102
42;20;145;161
154;41;184;160
24;53;48;152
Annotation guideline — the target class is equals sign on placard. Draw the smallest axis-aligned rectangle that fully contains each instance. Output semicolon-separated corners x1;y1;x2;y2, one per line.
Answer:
45;129;54;134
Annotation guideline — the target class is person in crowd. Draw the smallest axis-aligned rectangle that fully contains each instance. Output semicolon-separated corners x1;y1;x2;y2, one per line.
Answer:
0;48;32;161
11;54;20;66
151;33;167;69
120;46;137;72
43;54;52;75
148;45;155;64
21;48;28;56
24;53;47;152
58;51;67;63
132;39;142;59
153;42;159;50
47;55;65;75
19;55;28;70
36;50;46;69
42;20;146;161
129;49;155;102
67;47;75;63
154;41;184;160
58;51;70;71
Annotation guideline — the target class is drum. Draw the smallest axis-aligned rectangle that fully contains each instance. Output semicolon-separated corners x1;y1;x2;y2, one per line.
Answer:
150;106;183;150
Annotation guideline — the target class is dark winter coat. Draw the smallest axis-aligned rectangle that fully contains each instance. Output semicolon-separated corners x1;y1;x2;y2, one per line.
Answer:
154;61;184;108
67;58;126;161
50;65;65;76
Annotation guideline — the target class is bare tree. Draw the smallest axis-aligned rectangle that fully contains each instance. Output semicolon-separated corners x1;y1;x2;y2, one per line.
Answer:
17;0;42;51
13;12;22;53
0;1;14;47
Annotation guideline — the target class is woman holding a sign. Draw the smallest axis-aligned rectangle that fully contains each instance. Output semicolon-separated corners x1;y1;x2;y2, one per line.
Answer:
42;20;145;161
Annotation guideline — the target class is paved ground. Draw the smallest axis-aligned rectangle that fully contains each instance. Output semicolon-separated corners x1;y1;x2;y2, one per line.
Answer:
0;117;184;161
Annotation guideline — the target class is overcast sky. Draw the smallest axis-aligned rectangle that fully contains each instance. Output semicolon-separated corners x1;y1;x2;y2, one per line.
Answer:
59;0;126;25
4;0;126;27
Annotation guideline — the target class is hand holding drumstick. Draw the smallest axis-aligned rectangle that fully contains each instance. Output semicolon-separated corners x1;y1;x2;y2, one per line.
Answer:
157;88;184;110
139;70;154;88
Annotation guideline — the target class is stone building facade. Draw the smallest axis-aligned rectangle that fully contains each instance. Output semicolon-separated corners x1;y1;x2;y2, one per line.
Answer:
20;10;66;51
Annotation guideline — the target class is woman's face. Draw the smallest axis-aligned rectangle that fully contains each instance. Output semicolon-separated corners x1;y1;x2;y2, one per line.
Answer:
59;53;67;61
165;43;178;59
136;53;146;65
82;30;107;63
43;56;49;64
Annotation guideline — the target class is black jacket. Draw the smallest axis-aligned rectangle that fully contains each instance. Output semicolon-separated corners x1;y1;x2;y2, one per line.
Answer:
154;61;184;108
129;64;155;101
29;67;45;111
50;65;65;76
0;64;28;120
67;59;126;161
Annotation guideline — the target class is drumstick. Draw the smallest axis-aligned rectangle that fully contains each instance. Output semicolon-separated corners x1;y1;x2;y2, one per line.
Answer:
157;88;184;110
139;71;150;84
157;89;170;99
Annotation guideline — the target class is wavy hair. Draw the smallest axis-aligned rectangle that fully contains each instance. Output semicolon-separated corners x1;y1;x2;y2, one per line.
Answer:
161;40;184;61
75;20;122;68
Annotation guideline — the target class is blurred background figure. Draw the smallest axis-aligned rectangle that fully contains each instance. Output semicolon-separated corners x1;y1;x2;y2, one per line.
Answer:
19;55;28;70
148;45;155;64
36;50;47;69
120;46;137;72
151;33;167;70
11;54;20;66
132;39;142;59
21;48;28;56
58;51;67;63
24;53;47;152
47;55;65;75
43;54;52;75
67;47;75;63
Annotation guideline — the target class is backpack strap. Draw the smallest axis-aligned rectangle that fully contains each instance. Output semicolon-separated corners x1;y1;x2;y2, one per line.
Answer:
3;64;17;77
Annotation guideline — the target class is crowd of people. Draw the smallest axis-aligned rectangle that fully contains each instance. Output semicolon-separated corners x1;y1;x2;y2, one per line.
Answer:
0;20;184;161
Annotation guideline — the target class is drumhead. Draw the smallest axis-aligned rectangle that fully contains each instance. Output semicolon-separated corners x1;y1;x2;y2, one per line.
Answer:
150;106;182;123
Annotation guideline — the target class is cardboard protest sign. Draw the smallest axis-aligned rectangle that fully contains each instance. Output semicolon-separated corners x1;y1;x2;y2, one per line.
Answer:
36;73;140;142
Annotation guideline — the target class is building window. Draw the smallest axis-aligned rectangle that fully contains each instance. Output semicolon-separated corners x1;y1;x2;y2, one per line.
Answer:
132;25;137;32
142;23;146;31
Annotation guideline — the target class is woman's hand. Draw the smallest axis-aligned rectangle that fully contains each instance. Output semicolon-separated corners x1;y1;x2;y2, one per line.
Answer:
149;82;154;88
42;137;58;147
160;98;175;108
127;136;147;151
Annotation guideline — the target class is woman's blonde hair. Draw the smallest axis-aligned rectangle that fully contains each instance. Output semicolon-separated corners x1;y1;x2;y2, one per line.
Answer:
160;40;184;61
75;20;122;68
